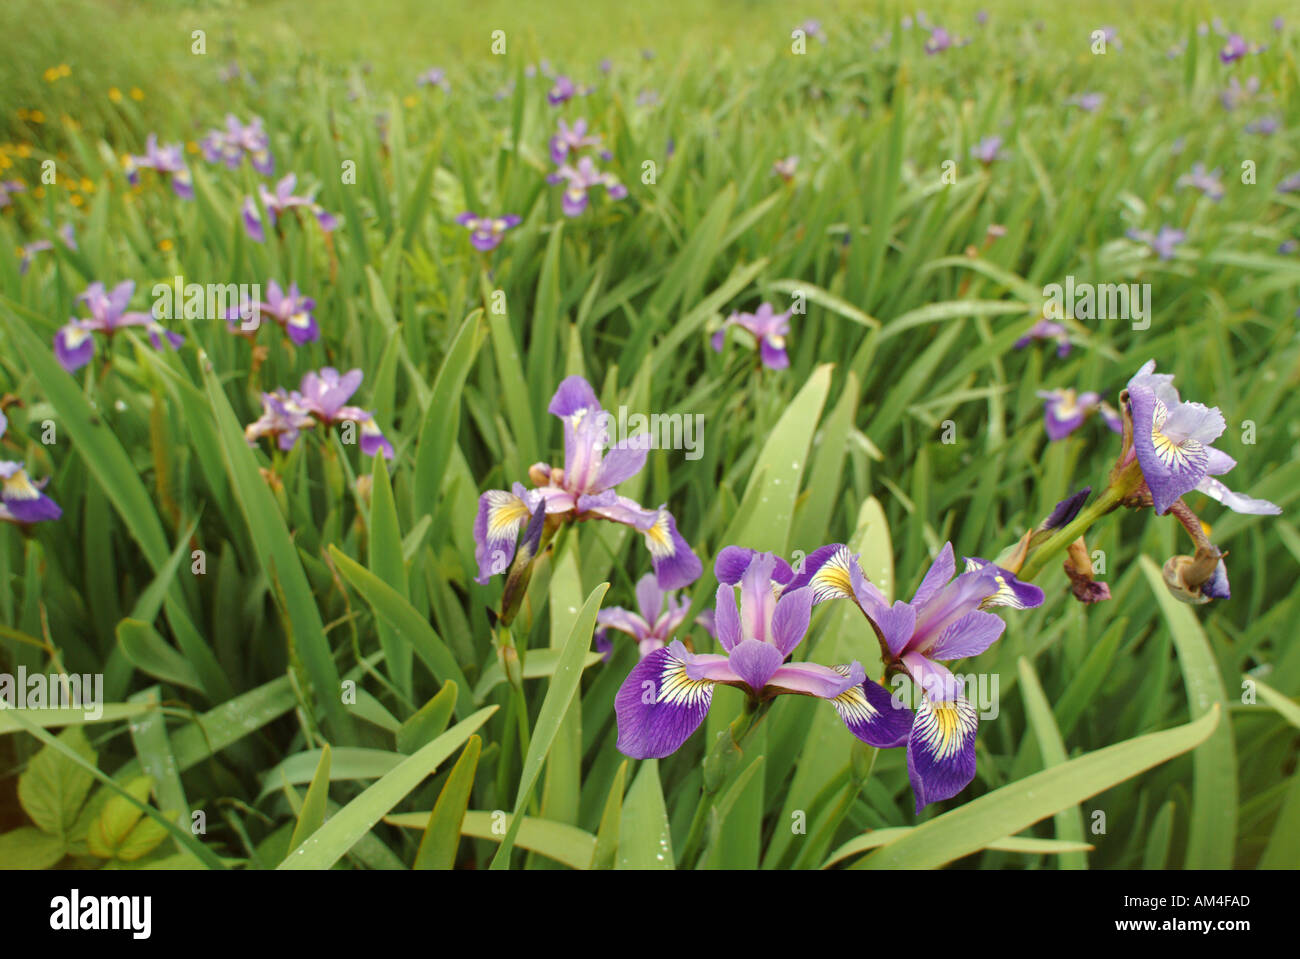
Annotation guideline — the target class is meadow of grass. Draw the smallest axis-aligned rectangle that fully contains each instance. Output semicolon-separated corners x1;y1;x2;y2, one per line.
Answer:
0;0;1298;872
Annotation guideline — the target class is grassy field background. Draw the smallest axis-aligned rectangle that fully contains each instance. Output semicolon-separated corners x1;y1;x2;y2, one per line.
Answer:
0;0;1298;870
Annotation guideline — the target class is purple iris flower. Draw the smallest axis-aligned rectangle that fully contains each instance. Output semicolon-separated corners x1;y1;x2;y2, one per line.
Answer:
298;367;393;459
787;542;1042;811
549;118;605;164
473;375;701;589
245;389;316;451
1015;318;1071;357
546;75;591;105
1067;92;1104;112
1246;115;1280;135
1037;389;1122;441
1220;34;1251;63
547;157;627;216
455;211;521;251
0;180;25;208
595;573;699;661
242;174;339;243
1273;17;1285;32
925;27;954;54
53;281;183;373
799;19;826;43
0;411;61;525
247;370;392;458
1127;225;1186;260
1277;172;1300;194
416;67;450;91
712;302;792;370
1122;360;1280;516
1177;163;1225;201
226;280;319;344
970;135;1004;165
200;115;274;175
614;549;907;762
125;135;193;200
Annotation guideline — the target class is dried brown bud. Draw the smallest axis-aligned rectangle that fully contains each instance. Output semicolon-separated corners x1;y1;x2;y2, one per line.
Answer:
1064;537;1111;604
1162;544;1228;605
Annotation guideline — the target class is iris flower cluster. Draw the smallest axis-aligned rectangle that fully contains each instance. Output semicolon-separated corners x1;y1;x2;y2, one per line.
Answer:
473;375;700;592
455;212;521;251
544;117;626;217
53;281;184;374
124;134;193;200
225;280;319;345
245;367;393;460
614;543;1042;811
242;174;339;242
200;115;274;175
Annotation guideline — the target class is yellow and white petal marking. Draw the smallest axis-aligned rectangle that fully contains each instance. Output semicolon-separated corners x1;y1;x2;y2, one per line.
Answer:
288;311;312;329
644;510;675;558
484;490;532;544
63;325;92;349
1150;399;1202;469
656;653;713;708
2;468;41;502
911;696;978;762
828;664;881;726
1055;389;1080;419
965;558;1031;610
808;545;856;603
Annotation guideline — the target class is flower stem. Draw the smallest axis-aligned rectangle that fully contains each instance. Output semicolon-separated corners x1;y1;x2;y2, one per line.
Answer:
678;698;773;868
1019;483;1126;581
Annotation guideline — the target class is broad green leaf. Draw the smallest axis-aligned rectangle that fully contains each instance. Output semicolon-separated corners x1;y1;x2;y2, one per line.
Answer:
1017;657;1087;869
855;706;1220;868
1141;557;1236;869
617;759;673;870
388;810;596;870
414;735;482;870
397;681;458;754
279;707;496;870
824;830;1093;868
0;827;66;869
592;760;628;870
18;726;95;838
329;546;472;719
286;743;333;858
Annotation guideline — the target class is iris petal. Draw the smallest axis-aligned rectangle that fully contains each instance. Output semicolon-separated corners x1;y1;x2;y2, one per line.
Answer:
906;694;980;812
615;641;715;759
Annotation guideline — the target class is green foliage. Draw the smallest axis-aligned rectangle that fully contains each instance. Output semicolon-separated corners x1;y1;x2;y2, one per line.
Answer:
0;0;1296;870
